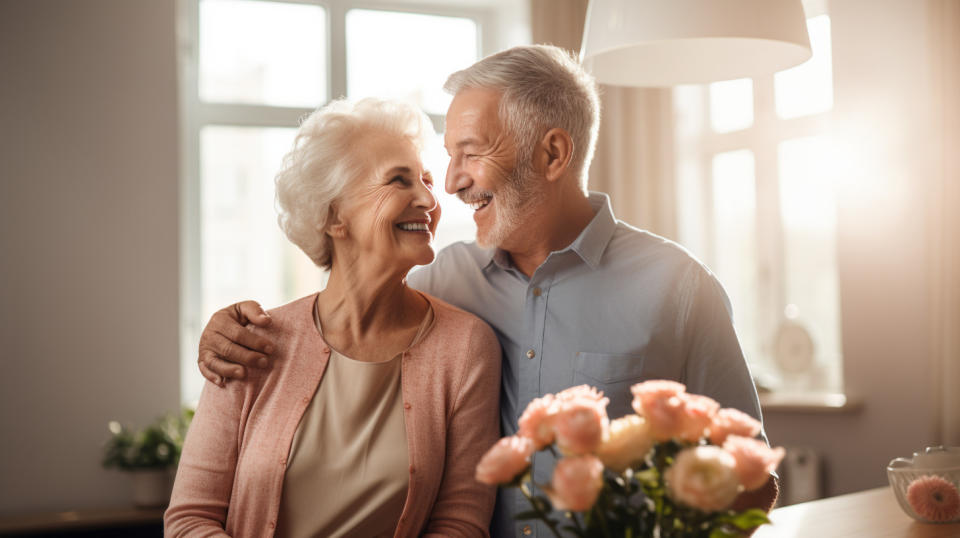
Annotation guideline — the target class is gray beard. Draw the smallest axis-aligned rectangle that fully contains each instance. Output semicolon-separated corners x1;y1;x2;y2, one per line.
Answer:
476;163;542;249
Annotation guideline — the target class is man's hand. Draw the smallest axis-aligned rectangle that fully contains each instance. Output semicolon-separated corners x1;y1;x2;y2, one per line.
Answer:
198;301;276;386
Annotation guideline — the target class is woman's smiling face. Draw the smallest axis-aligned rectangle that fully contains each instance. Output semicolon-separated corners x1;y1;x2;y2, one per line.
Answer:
330;130;440;272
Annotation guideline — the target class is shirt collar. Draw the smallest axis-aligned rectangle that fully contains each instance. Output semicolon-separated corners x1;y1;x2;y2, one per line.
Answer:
482;191;618;272
565;191;617;269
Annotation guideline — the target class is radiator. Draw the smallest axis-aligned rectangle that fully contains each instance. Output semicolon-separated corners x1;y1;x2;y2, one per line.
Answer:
780;446;823;505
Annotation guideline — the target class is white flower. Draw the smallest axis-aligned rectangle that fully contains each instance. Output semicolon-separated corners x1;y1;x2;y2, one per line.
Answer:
665;445;741;512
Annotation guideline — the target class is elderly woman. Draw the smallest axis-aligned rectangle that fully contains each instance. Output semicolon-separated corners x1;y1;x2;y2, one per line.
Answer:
165;98;501;537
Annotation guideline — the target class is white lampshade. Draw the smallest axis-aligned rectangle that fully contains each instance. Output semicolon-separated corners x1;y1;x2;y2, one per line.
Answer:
580;0;812;87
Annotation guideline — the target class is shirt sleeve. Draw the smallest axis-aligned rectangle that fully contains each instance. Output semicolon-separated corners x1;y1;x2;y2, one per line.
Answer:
678;265;768;441
422;319;502;537
164;377;248;537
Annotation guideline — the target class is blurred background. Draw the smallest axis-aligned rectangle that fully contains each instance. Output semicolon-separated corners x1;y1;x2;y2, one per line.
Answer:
1;0;958;528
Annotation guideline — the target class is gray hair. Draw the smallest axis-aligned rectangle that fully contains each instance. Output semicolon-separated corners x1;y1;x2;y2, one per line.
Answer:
444;44;600;188
275;98;433;269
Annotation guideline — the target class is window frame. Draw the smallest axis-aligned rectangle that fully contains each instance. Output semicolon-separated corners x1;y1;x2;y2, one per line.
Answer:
176;0;498;403
673;6;843;395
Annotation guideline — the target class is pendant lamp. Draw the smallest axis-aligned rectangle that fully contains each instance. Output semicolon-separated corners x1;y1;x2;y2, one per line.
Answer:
580;0;812;86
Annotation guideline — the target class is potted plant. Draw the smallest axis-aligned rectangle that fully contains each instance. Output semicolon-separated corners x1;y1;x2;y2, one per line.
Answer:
102;408;194;507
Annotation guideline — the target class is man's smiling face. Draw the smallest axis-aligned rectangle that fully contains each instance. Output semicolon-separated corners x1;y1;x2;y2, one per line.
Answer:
443;87;536;249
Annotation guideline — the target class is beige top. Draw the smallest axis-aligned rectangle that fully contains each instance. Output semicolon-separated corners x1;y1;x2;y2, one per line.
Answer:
275;307;433;538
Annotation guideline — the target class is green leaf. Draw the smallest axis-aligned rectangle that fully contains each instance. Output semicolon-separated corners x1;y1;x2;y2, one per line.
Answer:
728;509;771;530
709;528;739;538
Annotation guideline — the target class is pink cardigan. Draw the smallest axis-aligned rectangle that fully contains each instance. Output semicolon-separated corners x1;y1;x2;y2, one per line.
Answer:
165;293;502;537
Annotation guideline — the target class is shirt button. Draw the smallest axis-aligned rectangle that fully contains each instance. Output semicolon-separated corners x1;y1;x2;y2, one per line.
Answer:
532;287;542;297
526;349;536;359
522;524;532;535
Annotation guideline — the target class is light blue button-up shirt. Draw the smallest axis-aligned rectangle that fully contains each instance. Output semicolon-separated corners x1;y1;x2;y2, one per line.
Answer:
408;192;764;537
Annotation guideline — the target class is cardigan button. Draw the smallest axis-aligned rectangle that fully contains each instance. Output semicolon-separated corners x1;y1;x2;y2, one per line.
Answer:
404;403;412;410
269;521;276;529
409;465;415;474
522;524;532;535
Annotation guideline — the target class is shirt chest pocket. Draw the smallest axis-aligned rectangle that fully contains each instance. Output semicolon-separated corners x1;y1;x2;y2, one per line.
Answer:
573;352;647;420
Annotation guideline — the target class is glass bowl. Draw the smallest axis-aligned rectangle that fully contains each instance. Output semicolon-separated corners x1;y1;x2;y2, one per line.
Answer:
887;447;960;524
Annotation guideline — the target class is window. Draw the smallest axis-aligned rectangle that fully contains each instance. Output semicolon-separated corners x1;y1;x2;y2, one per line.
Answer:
179;0;496;404
673;12;842;395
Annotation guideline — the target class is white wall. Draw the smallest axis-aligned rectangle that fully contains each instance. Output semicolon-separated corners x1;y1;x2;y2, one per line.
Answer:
763;0;944;497
0;0;180;515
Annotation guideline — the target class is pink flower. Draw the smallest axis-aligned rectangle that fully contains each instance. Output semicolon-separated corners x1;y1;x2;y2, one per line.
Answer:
631;380;687;413
475;435;535;485
722;435;785;491
709;408;762;445
906;475;960;522
552;385;609;456
596;414;654;473
665;446;741;512
631;380;689;441
630;381;718;442
546;455;605;512
555;384;608;407
518;394;558;450
678;394;720;442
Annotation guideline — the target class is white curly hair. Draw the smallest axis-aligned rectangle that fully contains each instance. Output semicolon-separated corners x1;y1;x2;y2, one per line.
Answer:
274;98;434;269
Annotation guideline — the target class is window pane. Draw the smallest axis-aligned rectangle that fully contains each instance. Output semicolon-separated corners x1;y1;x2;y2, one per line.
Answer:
422;134;477;252
778;136;842;391
711;150;760;367
709;78;753;133
199;125;323;335
200;0;327;107
775;15;833;119
346;9;478;115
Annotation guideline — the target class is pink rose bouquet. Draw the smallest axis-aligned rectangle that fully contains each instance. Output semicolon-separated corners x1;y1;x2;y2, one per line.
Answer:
475;381;785;537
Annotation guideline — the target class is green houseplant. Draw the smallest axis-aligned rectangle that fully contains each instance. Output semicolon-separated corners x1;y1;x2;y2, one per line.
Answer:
102;408;194;507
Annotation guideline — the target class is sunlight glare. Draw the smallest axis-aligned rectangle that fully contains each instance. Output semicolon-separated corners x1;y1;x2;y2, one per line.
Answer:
199;0;327;107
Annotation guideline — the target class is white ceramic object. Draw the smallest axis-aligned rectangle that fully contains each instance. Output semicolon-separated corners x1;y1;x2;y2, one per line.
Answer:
887;446;960;523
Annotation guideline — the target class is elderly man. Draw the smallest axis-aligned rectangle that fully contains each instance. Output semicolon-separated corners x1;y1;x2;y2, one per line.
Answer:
197;45;776;536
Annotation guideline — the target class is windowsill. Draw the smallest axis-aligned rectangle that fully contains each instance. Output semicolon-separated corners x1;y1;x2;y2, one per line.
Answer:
759;392;862;414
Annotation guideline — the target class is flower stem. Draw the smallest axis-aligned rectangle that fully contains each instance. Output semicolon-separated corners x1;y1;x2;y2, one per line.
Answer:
569;511;585;535
595;506;612;538
520;482;564;538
